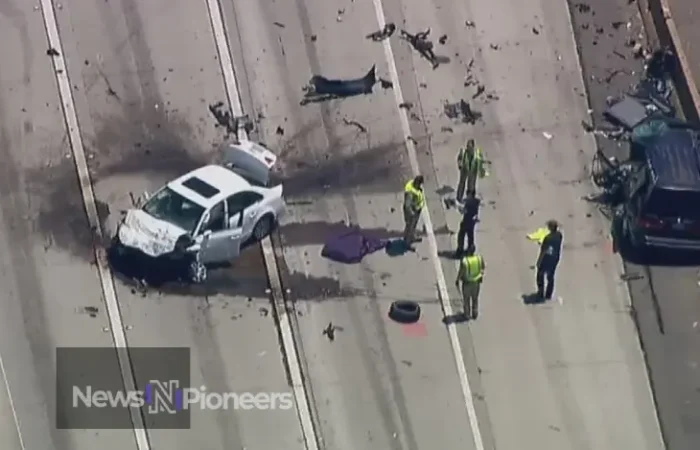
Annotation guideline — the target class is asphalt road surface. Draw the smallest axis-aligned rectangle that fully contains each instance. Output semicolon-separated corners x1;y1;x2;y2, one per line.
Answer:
0;0;676;449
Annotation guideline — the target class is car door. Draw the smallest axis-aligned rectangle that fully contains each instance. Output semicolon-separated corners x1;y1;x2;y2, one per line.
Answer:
226;191;263;240
197;200;244;264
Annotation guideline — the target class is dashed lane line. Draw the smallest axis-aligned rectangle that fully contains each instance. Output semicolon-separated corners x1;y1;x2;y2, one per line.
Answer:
39;0;148;449
204;0;320;448
370;1;486;450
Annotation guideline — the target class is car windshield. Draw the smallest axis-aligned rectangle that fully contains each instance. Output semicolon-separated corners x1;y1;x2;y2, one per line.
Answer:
142;187;205;233
644;188;700;220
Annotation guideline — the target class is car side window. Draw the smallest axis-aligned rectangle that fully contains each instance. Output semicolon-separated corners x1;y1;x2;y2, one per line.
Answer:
227;191;263;216
201;201;226;233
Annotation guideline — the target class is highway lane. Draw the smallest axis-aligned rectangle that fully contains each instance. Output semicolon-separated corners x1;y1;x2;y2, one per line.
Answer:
389;0;665;448
225;0;479;449
52;0;302;449
571;0;700;448
0;1;134;449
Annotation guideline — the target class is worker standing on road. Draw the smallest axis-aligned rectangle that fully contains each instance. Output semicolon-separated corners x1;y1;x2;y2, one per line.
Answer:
536;220;563;300
456;139;487;202
455;245;485;320
403;175;425;246
456;189;481;255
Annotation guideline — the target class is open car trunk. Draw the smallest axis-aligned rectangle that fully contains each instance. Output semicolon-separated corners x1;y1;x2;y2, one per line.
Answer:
219;140;279;187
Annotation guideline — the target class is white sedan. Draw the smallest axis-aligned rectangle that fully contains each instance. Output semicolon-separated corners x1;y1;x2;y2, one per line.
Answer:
112;141;285;271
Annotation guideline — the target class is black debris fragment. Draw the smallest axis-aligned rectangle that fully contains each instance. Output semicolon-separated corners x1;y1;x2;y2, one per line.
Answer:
532;27;540;35
441;126;454;133
273;21;285;28
604;69;629;84
490;44;499;50
209;101;239;136
472;85;485;99
620;272;644;282
399;102;413;110
46;48;59;56
611;21;625;30
276;126;284;136
323;322;336;341
444;99;482;124
486;92;499;101
259;307;269;317
438;35;447;45
81;306;99;318
465;20;475;28
613;50;626;60
574;3;591;13
311;35;317;42
366;23;396;41
379;77;393;89
342;118;367;133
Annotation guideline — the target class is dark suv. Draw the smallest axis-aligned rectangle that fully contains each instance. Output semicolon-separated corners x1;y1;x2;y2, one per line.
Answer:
620;125;700;251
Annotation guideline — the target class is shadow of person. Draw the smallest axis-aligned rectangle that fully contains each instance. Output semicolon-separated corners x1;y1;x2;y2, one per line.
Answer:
522;292;546;305
442;313;469;324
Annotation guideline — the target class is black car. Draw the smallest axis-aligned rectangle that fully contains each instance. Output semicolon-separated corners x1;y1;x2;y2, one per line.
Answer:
619;124;700;251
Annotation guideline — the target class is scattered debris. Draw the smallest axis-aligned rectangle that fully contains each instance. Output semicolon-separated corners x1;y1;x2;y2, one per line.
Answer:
612;21;625;30
441;126;454;133
276;126;284;136
489;44;499;50
400;28;440;68
613;50;626;60
604;68;630;83
438;35;447;45
342;118;367;133
472;85;485;99
366;23;396;41
323;322;337;341
574;2;591;13
273;21;285;28
378;77;393;89
444;99;481;124
259;307;269;317
532;27;540;35
46;48;59;57
620;272;644;282
399;102;413;110
310;35;317;42
80;306;99;318
336;8;345;22
209;101;242;137
465;20;476;28
485;92;499;102
543;131;553;140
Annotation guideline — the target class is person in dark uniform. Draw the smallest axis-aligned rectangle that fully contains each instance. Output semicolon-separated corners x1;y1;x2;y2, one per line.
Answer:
536;220;563;300
456;190;480;256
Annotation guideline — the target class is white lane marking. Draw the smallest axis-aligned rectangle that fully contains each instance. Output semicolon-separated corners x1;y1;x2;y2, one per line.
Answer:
38;1;149;449
0;351;26;450
562;1;666;448
204;1;320;449
370;2;485;450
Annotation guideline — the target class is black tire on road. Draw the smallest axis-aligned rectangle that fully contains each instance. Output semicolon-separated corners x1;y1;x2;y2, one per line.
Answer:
388;300;421;324
253;215;274;241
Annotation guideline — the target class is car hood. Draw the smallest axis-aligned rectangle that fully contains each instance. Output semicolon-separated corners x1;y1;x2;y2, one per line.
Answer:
118;209;188;257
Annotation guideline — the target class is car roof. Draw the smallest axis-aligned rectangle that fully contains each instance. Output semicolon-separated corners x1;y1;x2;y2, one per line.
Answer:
646;128;700;191
168;165;252;207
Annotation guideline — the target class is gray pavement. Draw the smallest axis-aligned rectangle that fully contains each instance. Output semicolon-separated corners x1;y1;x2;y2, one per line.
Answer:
569;0;700;448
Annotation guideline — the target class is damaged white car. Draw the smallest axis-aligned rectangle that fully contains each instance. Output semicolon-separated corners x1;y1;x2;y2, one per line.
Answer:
111;141;285;282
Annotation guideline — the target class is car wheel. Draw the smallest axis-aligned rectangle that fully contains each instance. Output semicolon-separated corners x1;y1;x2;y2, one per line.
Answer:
252;215;274;241
388;300;421;324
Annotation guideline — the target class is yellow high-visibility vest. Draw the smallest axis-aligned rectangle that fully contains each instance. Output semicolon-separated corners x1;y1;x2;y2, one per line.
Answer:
461;254;484;283
404;180;425;212
458;147;487;176
527;227;550;244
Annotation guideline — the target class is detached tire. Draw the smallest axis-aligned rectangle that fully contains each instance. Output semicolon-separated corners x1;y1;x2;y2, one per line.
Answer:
388;301;421;324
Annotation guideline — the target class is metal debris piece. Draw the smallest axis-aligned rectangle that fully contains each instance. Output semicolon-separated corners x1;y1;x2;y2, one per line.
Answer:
438;35;447;45
276;126;284;135
273;21;285;28
323;322;336;341
46;48;59;56
441;126;453;133
612;21;625;30
311;35;317;42
472;85;485;99
366;23;396;41
342;118;367;133
259;307;269;317
444;99;481;124
574;2;591;13
486;92;499;101
489;44;499;50
532;27;540;35
399;102;414;110
543;131;553;140
336;8;345;22
379;77;393;89
209;101;238;136
465;20;475;28
81;306;99;318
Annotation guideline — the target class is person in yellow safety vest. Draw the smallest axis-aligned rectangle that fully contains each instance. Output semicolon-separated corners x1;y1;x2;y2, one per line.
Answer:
456;139;488;201
403;175;425;245
455;245;485;320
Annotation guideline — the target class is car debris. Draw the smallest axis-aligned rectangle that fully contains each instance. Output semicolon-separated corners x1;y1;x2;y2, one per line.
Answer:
400;28;440;68
399;102;414;110
109;141;286;284
465;20;476;28
472;85;485;99
276;126;284;136
300;65;377;105
47;48;60;57
444;99;482;124
336;8;345;22
366;23;396;41
209;101;252;137
378;77;393;89
342;118;367;133
273;21;285;28
322;322;337;341
438;35;448;45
